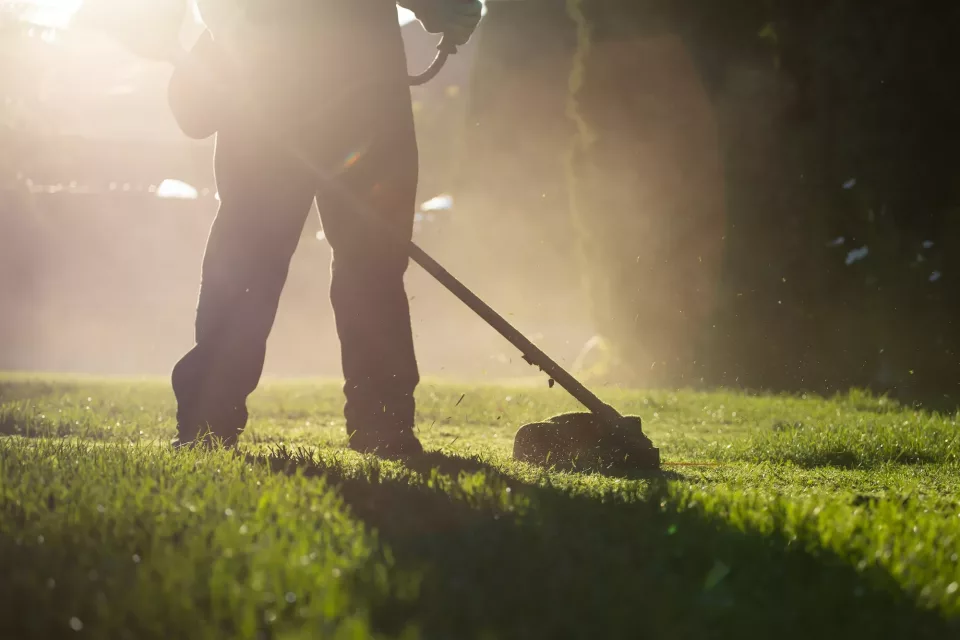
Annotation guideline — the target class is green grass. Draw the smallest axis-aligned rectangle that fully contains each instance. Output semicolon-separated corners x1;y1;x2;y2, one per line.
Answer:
2;375;959;639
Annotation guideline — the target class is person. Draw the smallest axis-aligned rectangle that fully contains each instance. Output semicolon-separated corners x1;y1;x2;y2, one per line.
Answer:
154;0;483;456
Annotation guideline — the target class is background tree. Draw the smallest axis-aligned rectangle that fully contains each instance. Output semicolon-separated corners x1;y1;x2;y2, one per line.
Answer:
458;0;960;405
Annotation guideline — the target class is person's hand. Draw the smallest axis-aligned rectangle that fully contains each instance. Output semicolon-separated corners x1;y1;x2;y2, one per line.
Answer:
404;0;483;47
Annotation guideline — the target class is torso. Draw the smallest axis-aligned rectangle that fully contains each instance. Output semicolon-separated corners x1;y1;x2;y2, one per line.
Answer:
190;0;412;119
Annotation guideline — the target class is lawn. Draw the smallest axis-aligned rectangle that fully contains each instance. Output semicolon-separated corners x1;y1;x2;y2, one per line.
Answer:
1;374;959;639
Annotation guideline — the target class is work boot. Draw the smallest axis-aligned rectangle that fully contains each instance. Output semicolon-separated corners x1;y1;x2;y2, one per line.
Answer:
173;403;246;451
342;387;422;458
171;427;240;452
347;427;424;459
171;347;250;451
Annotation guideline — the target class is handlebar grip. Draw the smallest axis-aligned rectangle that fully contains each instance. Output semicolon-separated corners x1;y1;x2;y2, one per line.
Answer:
409;34;458;87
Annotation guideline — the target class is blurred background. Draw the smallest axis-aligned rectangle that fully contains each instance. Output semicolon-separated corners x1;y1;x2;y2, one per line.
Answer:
1;0;958;408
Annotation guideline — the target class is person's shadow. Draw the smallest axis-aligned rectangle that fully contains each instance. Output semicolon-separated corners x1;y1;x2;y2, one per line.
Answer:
249;448;952;640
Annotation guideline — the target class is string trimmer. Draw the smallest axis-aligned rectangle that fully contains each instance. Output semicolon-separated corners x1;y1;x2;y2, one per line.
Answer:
404;38;660;472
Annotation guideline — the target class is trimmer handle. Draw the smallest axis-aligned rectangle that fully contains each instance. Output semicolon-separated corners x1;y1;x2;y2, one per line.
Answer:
437;34;460;55
409;34;458;86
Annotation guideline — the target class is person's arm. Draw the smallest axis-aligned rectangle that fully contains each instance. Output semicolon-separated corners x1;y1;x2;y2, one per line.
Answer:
166;30;236;140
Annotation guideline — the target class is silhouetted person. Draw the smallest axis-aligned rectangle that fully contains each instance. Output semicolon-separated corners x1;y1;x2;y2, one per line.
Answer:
152;0;482;455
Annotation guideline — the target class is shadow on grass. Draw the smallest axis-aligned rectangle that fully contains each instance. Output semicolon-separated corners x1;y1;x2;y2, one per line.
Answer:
252;450;953;640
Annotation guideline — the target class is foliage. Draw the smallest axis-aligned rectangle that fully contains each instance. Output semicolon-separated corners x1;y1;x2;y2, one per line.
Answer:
463;0;960;401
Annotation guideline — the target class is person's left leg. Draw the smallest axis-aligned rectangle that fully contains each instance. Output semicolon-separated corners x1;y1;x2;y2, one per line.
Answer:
298;5;423;455
314;82;423;456
322;198;422;454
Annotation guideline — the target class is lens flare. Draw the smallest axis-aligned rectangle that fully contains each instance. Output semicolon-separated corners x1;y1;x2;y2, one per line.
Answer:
342;150;363;170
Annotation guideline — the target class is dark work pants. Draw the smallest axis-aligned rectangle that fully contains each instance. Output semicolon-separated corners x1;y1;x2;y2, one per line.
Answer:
171;5;420;445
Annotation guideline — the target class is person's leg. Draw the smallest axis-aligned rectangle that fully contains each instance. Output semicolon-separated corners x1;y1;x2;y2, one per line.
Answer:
314;89;422;454
301;14;422;454
323;195;420;454
171;126;315;448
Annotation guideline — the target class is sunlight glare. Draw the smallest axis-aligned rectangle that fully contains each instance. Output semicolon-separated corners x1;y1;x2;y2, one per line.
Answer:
421;194;453;212
15;0;83;29
14;0;485;31
156;179;198;200
397;6;416;26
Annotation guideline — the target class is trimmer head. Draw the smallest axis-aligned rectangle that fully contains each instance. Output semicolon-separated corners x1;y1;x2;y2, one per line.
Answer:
513;412;660;473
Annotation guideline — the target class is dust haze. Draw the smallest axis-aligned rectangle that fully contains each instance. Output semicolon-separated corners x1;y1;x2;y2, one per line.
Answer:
0;190;595;380
2;9;719;386
0;16;595;381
